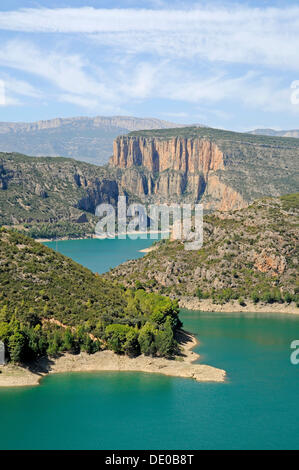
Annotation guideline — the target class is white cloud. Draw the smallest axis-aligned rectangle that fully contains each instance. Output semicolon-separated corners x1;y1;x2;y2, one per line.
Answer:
0;6;297;119
0;40;120;107
0;6;299;70
0;38;296;115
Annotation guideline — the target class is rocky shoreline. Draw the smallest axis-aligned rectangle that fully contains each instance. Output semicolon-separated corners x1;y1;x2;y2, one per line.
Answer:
0;330;226;387
179;298;299;314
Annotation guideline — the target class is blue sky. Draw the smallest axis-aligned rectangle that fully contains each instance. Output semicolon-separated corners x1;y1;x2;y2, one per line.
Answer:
0;0;298;131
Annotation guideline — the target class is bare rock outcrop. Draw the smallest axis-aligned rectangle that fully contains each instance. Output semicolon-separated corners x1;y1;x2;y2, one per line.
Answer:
110;134;246;211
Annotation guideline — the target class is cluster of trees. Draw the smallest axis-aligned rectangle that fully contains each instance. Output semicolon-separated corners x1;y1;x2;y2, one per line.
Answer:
104;316;177;358
0;311;100;363
102;290;181;358
0;288;182;364
0;229;183;364
24;222;92;240
196;287;299;306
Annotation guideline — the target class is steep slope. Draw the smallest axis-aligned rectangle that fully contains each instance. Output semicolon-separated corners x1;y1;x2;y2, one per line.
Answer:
0;152;124;238
0;116;188;165
106;194;299;308
110;127;299;211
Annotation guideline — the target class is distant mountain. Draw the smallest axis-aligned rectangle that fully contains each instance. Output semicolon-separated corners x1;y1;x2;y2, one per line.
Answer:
0;116;189;165
249;128;299;138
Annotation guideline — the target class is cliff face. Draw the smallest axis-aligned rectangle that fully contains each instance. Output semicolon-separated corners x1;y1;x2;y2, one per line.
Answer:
112;136;224;174
110;135;245;210
110;127;299;211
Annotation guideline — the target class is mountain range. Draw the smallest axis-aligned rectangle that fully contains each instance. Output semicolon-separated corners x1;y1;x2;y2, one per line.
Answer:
0;125;299;239
0;116;188;165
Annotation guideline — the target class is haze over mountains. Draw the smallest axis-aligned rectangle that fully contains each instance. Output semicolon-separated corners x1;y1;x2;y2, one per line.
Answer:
250;128;299;138
0;116;189;165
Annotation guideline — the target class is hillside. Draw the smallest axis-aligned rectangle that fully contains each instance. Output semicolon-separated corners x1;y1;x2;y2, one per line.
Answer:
250;128;299;138
0;116;187;165
0;228;181;363
106;194;299;309
0;152;122;239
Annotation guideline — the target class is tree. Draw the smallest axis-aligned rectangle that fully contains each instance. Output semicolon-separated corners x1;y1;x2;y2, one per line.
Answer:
22;309;40;328
0;305;9;322
81;334;93;354
154;317;176;357
105;324;132;354
138;323;156;356
47;338;60;356
123;329;140;357
63;328;74;351
284;292;293;304
8;332;26;363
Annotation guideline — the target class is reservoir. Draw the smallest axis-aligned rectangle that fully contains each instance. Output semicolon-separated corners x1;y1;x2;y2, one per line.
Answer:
0;238;298;449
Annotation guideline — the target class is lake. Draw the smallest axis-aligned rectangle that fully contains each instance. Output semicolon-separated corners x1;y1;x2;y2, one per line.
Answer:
0;238;298;449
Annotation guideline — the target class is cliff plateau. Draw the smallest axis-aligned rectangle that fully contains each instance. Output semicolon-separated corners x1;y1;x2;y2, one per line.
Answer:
110;127;299;211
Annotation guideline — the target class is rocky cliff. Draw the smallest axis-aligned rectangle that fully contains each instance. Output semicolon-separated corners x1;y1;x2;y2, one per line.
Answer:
1;126;299;239
0;152;122;238
110;127;299;211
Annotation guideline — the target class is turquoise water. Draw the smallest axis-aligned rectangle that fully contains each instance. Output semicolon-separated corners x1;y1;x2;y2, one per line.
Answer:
44;237;156;274
0;239;298;449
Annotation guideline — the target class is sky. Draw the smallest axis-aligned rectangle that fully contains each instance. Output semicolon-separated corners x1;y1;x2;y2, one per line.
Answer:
0;0;299;131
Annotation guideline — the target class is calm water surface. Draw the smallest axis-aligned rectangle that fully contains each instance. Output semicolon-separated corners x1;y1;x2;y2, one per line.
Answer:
0;239;298;449
44;237;156;274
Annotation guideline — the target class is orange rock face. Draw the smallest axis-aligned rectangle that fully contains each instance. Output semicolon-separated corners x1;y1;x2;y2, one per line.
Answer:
112;136;224;175
111;135;247;211
254;251;287;276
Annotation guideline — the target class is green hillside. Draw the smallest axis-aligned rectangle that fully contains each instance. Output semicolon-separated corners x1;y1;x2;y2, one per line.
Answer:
107;194;299;307
0;229;181;363
0;152;118;239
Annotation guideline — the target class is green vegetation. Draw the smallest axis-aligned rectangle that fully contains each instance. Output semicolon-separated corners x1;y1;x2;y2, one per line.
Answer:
128;126;299;149
107;194;299;307
0;152;118;239
0;228;181;363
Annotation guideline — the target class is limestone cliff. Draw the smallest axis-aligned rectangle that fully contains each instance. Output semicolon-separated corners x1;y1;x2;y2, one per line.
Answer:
109;127;299;211
110;134;242;210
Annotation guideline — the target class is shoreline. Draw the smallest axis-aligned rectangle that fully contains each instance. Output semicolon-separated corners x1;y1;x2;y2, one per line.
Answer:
0;330;225;388
139;244;159;253
179;297;299;315
36;230;169;243
36;235;93;243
